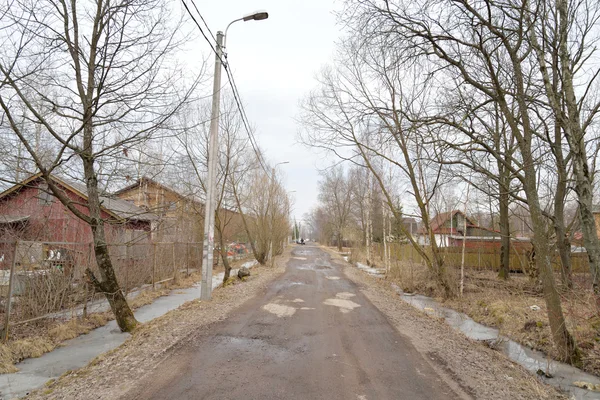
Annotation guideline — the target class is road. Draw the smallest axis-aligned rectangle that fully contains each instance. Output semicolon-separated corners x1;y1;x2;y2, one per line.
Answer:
126;244;461;400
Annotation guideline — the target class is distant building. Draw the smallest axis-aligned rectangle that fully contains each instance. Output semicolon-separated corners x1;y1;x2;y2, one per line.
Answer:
418;210;504;248
401;217;419;238
113;177;203;243
113;177;247;245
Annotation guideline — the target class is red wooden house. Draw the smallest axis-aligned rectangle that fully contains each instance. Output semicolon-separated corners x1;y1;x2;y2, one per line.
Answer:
0;173;156;270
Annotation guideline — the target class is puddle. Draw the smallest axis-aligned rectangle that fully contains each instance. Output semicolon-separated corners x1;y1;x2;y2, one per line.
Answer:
393;285;600;399
326;276;340;280
293;257;308;260
356;262;386;278
323;292;361;314
300;307;315;310
262;303;296;318
291;299;304;303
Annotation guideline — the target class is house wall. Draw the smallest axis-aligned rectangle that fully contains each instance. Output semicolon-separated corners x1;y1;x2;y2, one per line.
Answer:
0;180;149;244
116;181;204;243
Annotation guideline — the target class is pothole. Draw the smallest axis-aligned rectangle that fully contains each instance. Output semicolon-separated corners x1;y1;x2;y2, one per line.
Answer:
323;292;361;314
262;303;296;317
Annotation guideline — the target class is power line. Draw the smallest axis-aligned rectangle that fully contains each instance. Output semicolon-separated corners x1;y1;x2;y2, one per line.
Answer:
180;0;224;65
188;0;216;43
224;67;272;177
180;0;273;178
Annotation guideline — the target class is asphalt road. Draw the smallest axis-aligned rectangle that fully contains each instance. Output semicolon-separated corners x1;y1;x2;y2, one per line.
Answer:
126;245;460;400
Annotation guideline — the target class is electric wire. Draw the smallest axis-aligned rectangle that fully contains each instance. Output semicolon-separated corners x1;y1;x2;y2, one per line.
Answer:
180;0;273;178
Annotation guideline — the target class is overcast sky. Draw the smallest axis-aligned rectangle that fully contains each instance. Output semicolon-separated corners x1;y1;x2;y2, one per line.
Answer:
192;0;343;224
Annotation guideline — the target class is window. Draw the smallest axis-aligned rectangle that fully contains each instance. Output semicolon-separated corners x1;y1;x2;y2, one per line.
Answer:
38;184;54;206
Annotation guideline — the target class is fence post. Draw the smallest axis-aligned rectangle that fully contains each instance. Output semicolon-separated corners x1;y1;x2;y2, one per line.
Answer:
83;242;93;318
3;241;18;343
186;243;189;276
172;242;176;280
152;242;156;290
125;243;130;295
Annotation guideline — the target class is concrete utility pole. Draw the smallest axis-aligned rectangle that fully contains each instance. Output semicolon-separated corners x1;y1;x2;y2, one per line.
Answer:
200;31;224;301
200;11;269;301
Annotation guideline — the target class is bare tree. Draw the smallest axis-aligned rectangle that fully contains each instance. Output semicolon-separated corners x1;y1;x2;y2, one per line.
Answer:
0;0;202;331
339;0;579;363
317;166;354;251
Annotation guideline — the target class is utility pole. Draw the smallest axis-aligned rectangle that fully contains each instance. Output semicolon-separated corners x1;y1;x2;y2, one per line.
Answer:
200;32;224;301
199;11;268;300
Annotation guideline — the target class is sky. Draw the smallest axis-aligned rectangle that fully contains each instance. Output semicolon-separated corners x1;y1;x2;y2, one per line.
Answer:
190;0;343;223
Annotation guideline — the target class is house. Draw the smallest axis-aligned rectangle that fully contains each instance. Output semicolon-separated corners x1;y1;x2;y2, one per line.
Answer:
113;177;248;245
113;177;204;243
401;217;419;238
417;210;500;247
0;173;156;270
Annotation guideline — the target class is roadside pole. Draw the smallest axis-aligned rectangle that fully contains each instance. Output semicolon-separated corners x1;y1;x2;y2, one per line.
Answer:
3;241;18;342
200;32;224;301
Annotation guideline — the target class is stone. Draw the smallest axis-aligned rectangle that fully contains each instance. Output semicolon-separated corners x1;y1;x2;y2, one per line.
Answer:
237;266;250;279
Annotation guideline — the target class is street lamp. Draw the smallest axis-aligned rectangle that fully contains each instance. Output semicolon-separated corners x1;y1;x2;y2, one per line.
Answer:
268;161;289;265
200;11;269;301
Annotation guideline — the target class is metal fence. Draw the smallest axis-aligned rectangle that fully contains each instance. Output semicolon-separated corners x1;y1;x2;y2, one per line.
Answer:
0;240;208;340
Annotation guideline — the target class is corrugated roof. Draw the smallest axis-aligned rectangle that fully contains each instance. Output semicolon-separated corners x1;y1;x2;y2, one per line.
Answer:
0;215;29;224
0;173;157;222
64;180;157;221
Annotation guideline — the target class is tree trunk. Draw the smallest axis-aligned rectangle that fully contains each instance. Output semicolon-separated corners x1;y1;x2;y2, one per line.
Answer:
83;163;138;332
522;151;580;364
557;0;599;298
219;233;231;283
497;177;511;280
553;163;572;288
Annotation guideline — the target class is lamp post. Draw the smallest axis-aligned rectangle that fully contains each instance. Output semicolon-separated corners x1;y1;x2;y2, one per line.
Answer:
200;11;269;301
267;161;289;266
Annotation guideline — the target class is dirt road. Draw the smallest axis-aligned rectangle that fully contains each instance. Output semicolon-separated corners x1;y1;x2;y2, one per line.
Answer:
125;245;463;400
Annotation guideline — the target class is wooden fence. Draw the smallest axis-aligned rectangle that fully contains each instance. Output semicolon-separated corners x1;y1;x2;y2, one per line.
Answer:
372;242;590;273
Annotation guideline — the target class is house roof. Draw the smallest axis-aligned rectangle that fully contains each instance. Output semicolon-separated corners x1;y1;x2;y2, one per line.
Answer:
113;177;203;206
421;210;477;235
0;215;29;224
0;173;157;222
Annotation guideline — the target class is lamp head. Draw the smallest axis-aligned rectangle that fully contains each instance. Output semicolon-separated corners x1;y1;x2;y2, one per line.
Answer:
243;11;269;21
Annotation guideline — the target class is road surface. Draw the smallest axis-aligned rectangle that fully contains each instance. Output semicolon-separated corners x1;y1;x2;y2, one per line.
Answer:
126;245;461;400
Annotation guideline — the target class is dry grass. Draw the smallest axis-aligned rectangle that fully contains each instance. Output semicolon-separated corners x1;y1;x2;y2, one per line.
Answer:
0;269;204;375
384;257;600;376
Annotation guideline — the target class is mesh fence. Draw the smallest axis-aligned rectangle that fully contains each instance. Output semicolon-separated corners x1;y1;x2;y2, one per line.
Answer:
0;241;207;333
